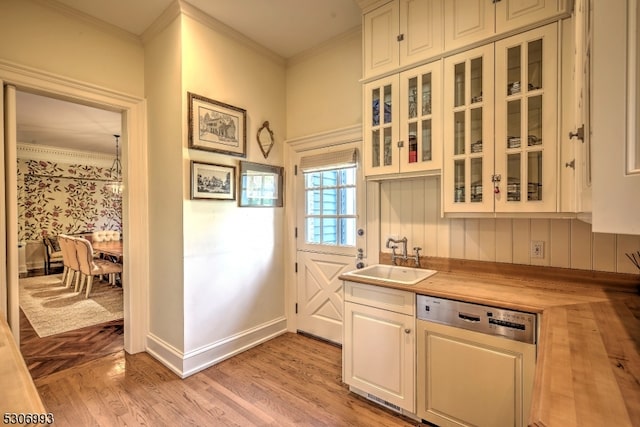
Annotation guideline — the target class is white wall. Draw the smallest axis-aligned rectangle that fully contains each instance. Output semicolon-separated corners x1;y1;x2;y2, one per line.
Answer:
379;177;640;274
0;0;144;97
178;11;287;375
285;28;363;139
144;14;186;358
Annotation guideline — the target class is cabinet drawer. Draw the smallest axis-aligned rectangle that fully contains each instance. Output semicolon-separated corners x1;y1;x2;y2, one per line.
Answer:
344;281;415;316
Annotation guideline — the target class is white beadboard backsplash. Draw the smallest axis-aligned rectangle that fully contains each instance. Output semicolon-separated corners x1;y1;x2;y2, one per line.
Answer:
378;177;640;275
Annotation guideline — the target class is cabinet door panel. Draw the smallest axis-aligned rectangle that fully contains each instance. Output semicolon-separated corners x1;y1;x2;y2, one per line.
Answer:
364;2;399;79
497;0;563;34
443;44;495;212
364;75;400;176
400;0;443;65
417;320;536;427
400;61;442;173
444;0;495;51
494;23;558;212
344;302;415;412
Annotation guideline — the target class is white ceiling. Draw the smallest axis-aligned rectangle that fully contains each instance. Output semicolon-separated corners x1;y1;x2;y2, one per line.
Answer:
16;0;363;154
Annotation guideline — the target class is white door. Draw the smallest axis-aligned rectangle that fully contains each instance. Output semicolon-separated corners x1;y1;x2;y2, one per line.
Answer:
295;142;364;344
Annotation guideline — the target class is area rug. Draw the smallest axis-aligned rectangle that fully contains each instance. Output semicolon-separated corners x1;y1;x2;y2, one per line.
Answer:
19;274;123;338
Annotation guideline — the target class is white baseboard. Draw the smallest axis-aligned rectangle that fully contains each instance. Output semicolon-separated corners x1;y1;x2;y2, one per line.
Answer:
146;316;288;378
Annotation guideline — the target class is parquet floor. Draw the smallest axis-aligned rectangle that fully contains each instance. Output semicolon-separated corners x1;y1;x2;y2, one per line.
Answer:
19;268;124;380
20;309;124;379
35;333;421;426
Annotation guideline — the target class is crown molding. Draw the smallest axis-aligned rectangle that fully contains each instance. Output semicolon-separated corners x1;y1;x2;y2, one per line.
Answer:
140;0;182;44
17;142;114;168
31;0;142;45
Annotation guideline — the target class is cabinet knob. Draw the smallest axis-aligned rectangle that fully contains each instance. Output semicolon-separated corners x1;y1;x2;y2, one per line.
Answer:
404;328;411;334
565;159;576;169
569;125;585;142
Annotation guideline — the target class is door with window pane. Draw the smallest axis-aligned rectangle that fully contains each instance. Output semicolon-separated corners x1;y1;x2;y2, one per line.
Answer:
296;144;362;344
494;24;557;212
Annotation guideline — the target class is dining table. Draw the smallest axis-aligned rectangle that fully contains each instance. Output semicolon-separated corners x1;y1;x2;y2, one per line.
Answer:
92;240;123;258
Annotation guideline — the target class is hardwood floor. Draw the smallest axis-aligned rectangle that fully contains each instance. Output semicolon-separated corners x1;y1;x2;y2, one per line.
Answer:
20;268;125;380
35;333;422;426
20;309;124;379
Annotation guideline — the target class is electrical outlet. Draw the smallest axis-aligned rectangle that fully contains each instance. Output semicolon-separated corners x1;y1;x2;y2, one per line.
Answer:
531;241;544;258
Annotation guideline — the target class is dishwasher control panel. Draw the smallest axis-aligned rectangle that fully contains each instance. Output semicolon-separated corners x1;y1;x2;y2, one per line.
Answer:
416;295;536;344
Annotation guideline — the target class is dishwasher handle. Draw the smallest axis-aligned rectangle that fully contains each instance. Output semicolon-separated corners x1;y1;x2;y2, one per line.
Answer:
458;312;481;323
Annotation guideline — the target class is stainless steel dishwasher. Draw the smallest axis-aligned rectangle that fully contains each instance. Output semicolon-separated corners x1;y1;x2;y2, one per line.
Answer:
416;295;537;427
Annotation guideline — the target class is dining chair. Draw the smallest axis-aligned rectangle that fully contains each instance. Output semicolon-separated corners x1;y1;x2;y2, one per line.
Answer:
61;235;81;290
74;237;122;298
92;230;107;243
57;234;71;285
42;235;63;275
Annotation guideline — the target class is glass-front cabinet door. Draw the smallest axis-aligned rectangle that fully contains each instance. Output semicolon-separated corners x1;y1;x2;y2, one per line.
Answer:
399;61;442;173
364;75;399;176
494;23;558;212
443;44;494;212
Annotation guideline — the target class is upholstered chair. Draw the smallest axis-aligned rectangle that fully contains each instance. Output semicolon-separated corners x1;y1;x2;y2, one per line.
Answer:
57;235;72;286
63;236;81;290
92;230;107;243
74;238;122;298
42;236;63;275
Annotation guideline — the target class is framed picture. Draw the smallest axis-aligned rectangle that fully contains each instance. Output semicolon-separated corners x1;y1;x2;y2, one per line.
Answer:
239;161;284;207
190;161;236;200
188;92;247;157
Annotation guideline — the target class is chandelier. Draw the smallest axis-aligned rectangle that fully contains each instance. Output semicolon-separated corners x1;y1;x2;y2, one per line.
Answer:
107;134;123;198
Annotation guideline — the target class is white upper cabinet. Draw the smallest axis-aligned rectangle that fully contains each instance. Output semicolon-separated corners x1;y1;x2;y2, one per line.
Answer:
443;44;495;212
444;0;570;52
364;61;442;177
590;0;640;234
443;24;559;213
494;24;558;213
444;0;495;52
363;0;443;79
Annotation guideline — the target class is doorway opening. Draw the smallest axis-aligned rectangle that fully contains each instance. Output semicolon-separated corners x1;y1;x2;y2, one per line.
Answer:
14;89;125;378
1;66;149;375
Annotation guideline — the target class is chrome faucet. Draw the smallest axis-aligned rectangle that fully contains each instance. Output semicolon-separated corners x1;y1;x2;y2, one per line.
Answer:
386;236;407;265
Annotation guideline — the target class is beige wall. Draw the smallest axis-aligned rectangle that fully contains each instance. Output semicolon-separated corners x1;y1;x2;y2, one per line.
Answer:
0;0;144;97
144;14;185;352
285;28;363;139
179;13;287;363
379;177;640;274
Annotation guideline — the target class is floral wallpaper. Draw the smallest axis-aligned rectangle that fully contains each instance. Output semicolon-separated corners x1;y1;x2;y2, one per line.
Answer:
17;159;122;241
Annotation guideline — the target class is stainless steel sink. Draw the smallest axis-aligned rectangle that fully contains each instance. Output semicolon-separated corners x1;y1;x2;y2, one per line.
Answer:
342;264;437;285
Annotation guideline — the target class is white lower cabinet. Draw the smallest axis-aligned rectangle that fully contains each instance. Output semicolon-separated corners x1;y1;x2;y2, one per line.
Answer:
416;320;536;427
343;281;415;414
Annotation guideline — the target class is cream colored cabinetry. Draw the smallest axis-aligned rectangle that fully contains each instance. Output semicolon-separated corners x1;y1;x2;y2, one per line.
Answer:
363;0;443;79
568;0;592;214
444;0;570;51
416;319;536;427
590;0;640;234
443;23;559;213
343;281;415;413
364;61;441;177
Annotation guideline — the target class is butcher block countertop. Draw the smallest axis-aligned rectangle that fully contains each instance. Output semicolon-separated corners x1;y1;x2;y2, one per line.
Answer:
340;256;640;427
0;318;46;416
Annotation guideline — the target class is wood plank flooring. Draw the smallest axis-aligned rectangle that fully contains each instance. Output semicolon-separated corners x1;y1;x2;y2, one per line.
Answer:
35;333;422;426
